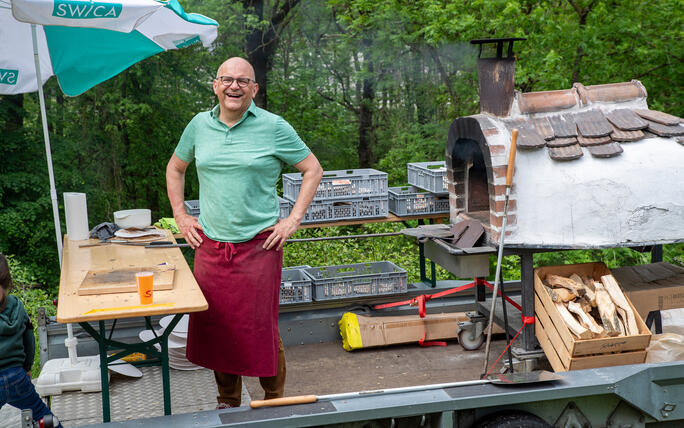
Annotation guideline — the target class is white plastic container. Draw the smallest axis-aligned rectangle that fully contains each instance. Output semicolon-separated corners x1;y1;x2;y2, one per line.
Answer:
113;209;151;229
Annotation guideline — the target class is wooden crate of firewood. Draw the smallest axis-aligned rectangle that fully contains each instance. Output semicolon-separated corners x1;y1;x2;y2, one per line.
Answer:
534;262;651;372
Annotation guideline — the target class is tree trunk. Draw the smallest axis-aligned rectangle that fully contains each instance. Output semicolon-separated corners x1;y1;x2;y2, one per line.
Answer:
243;0;301;110
357;40;375;168
568;0;596;83
4;94;24;132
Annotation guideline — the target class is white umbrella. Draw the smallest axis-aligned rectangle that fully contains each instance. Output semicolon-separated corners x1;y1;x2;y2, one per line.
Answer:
0;0;218;263
1;0;217;398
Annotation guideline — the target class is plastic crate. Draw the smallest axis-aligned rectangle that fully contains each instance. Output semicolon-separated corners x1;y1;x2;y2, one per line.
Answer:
304;261;407;301
280;268;312;305
388;186;450;216
283;169;388;202
184;200;199;216
283;265;312;270
279;197;291;219
407;161;448;194
186;199;291;219
301;196;388;224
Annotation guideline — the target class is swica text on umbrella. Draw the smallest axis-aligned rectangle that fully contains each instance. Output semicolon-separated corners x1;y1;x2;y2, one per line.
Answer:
53;0;122;19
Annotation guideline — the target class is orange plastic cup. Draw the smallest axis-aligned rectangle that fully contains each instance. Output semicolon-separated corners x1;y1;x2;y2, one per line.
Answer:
135;271;154;305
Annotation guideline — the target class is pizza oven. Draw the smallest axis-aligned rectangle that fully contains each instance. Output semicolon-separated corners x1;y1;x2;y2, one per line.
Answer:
445;38;684;249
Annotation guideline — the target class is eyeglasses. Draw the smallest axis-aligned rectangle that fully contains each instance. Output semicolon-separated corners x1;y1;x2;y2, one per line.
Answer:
216;76;254;88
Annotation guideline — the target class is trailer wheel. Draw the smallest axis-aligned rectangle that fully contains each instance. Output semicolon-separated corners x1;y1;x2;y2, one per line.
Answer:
474;411;552;428
458;329;485;351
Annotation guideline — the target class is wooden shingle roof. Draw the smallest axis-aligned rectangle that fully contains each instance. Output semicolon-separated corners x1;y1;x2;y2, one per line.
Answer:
503;81;684;161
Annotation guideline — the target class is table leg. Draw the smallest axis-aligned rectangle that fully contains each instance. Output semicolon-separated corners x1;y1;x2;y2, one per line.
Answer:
158;314;183;415
79;315;185;421
78;322;110;422
95;321;111;423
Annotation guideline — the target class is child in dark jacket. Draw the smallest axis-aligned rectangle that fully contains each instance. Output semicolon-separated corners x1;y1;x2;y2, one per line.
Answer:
0;254;63;427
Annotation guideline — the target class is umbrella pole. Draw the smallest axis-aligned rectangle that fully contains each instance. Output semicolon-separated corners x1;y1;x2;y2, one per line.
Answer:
31;24;63;266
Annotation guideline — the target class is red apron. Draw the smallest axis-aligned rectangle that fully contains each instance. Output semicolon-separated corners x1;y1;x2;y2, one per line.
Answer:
186;230;282;376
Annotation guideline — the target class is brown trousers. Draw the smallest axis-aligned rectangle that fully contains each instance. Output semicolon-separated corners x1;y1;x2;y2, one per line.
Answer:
214;336;286;407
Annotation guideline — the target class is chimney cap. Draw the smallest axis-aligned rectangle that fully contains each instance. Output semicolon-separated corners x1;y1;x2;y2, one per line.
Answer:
470;37;526;59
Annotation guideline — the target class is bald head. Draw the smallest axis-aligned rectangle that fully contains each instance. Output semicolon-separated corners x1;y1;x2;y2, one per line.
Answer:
216;57;255;81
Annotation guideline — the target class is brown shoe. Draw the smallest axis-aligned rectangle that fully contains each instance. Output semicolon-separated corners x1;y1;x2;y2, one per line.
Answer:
216;403;234;410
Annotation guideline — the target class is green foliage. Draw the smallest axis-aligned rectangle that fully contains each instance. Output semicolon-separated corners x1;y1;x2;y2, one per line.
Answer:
0;0;682;289
496;244;684;281
284;221;454;284
5;255;57;375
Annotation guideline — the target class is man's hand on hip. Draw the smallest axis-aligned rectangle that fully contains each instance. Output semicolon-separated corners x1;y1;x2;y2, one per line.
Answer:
176;213;203;249
263;216;299;251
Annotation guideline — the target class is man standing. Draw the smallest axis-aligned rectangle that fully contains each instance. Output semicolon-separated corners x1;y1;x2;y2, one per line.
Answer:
166;57;323;407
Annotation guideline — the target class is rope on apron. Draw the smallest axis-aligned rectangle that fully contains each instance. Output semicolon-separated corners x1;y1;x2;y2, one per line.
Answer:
215;241;237;263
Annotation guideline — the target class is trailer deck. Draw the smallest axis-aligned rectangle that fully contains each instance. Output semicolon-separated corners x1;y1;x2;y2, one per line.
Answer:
0;334;510;427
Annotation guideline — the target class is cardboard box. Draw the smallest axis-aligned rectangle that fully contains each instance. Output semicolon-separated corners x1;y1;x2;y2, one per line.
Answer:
534;262;651;372
610;262;684;319
340;312;468;350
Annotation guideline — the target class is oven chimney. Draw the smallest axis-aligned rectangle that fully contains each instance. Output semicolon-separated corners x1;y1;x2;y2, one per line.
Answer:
470;37;526;117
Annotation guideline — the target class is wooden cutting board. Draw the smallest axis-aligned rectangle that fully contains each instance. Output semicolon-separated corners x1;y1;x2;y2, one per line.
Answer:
78;265;175;296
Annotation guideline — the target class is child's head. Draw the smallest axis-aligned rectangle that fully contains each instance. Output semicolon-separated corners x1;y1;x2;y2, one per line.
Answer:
0;254;12;311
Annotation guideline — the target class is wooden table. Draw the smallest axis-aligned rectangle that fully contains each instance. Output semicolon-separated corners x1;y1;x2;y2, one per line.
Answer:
57;230;207;422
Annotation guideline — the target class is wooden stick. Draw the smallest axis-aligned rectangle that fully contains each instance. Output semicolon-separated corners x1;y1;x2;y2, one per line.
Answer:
250;395;317;408
600;274;639;335
546;274;586;297
594;282;621;337
568;301;604;336
554;302;592;339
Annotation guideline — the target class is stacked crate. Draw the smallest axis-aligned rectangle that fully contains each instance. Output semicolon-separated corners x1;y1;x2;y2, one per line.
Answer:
183;198;291;219
407;161;449;194
280;266;312;305
281;262;407;302
387;161;449;216
281;169;389;224
303;262;407;301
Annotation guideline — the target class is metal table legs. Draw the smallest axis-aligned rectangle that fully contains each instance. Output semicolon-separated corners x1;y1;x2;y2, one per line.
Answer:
78;314;183;422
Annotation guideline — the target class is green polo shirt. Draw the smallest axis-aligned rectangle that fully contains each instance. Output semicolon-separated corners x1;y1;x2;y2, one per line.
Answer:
175;102;310;242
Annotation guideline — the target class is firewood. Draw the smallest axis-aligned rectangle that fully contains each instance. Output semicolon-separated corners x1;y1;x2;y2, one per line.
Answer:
570;274;596;306
616;307;628;336
569;274;585;287
545;285;576;302
581;274;596;292
576;295;593;314
594;283;621;337
567;301;604;336
600;275;639;335
583;287;597;307
554;302;592;339
546;274;586;297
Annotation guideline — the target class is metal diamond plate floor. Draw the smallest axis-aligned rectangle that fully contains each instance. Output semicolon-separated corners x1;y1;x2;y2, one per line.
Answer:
0;367;250;427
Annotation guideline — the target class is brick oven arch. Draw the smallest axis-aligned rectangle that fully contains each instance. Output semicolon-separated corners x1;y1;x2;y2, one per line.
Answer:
446;117;494;225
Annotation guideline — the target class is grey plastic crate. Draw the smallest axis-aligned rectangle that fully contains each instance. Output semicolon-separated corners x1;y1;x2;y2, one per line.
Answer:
388;186;449;216
280;268;312;305
304;261;407;301
301;195;388;224
283;168;388;202
407;161;448;194
283;265;312;271
279;197;291;219
184;200;199;216
186;199;291;219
